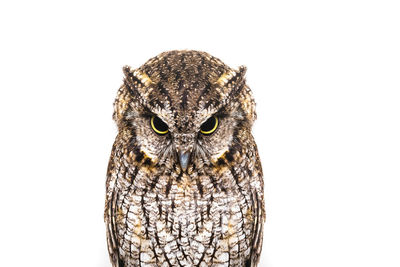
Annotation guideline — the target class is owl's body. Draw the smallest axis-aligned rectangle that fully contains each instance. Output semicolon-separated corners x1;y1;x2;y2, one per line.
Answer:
105;51;264;267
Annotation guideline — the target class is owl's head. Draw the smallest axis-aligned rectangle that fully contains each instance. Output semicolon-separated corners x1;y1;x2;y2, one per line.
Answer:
113;50;256;174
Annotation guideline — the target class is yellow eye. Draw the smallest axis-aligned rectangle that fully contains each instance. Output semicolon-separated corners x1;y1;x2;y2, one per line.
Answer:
200;116;218;135
151;116;169;135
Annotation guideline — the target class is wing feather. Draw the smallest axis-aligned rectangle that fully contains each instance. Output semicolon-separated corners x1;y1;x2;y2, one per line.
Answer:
105;189;124;267
104;143;124;267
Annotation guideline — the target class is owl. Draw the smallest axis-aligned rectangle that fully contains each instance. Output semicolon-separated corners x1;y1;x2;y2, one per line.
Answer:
105;50;265;267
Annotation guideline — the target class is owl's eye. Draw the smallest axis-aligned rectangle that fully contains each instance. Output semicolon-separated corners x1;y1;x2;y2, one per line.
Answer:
151;116;169;135
200;116;218;135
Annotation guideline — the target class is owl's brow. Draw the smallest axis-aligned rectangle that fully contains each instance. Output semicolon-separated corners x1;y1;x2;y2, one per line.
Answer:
203;66;247;112
123;66;175;120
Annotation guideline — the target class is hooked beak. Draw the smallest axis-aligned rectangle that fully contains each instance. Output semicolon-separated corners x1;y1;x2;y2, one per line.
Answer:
178;151;190;172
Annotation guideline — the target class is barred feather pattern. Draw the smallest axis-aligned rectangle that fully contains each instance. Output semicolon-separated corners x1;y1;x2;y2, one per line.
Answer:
105;50;265;267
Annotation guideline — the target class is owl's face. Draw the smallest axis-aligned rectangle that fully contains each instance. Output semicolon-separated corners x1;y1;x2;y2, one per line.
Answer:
113;51;256;173
125;102;243;173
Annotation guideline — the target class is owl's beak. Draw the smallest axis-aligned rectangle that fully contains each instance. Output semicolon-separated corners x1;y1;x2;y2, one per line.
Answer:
178;151;190;172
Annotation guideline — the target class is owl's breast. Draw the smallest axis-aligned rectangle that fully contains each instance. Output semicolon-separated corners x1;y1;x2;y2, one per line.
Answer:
114;167;255;266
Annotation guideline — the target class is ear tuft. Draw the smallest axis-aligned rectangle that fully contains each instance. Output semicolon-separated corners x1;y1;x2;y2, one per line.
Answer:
238;65;247;77
216;66;247;88
123;66;153;87
122;65;134;78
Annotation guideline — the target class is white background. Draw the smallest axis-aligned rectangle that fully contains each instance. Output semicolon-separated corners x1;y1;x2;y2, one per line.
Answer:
0;0;399;266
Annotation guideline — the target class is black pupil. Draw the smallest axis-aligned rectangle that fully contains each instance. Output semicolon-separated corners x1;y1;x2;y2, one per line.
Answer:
153;116;168;132
201;116;216;132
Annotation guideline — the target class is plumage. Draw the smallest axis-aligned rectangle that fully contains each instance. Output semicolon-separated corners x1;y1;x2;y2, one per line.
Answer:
105;50;265;266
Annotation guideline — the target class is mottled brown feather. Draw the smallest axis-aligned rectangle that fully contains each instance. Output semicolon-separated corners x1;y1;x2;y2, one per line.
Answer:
105;50;265;267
